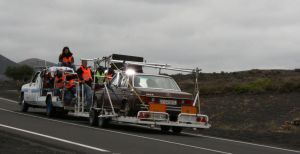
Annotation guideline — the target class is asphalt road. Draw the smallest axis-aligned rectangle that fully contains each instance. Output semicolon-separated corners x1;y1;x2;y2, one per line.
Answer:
0;97;299;154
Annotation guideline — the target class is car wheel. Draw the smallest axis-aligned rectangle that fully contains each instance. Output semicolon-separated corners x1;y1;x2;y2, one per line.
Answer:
89;109;99;126
46;98;55;117
20;94;29;112
172;127;183;134
160;126;170;133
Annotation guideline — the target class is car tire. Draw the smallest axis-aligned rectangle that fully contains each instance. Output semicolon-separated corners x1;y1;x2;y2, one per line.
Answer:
89;109;99;126
46;97;55;117
172;127;183;134
160;126;170;133
20;94;29;112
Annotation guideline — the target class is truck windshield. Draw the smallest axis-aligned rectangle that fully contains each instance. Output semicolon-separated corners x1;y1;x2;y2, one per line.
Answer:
133;75;181;91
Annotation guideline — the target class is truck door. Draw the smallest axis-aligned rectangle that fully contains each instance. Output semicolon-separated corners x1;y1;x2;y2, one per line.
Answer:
27;72;41;104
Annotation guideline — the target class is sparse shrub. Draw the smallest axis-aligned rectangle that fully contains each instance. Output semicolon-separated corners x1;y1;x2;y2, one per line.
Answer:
294;69;300;72
235;78;273;93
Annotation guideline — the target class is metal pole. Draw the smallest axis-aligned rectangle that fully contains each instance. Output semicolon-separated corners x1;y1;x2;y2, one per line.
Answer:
104;82;116;115
76;82;79;113
81;83;84;112
195;67;201;114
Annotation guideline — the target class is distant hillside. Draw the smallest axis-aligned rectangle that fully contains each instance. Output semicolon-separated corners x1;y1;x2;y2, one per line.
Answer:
19;58;56;69
173;69;300;95
0;54;18;74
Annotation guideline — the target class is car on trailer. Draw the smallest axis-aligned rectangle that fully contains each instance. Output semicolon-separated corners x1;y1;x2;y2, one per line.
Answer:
90;54;211;134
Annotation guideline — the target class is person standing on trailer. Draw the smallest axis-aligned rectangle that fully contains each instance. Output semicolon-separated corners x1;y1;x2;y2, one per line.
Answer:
58;46;76;70
77;60;93;109
95;66;105;85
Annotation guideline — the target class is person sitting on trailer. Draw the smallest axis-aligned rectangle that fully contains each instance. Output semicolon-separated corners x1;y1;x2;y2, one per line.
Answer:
54;70;64;96
40;70;53;95
58;46;76;71
42;71;54;89
64;74;77;105
77;60;93;109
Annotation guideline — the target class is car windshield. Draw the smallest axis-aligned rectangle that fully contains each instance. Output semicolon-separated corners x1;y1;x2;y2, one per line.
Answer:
133;75;181;91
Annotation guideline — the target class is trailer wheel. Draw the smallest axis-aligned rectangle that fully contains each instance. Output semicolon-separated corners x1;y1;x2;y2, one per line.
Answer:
46;97;55;117
99;117;110;128
89;109;99;126
160;126;170;133
172;127;183;134
20;94;29;112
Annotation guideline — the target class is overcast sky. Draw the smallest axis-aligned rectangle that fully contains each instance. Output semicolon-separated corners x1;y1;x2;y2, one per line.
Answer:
0;0;300;72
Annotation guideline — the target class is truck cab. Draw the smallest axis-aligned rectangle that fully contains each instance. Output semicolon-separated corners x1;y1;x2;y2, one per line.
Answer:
20;66;74;112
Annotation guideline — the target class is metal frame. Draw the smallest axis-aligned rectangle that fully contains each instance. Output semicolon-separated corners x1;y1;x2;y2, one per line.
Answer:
57;55;210;130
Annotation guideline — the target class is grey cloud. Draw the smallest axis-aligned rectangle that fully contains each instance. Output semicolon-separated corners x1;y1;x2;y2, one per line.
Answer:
0;0;300;72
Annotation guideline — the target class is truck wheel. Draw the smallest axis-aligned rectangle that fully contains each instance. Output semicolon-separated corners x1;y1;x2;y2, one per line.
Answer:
172;127;183;134
160;126;170;133
46;98;55;117
89;109;99;126
20;94;29;112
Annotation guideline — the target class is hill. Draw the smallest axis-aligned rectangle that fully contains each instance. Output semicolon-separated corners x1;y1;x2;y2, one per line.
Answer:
19;58;56;69
173;69;300;94
0;54;18;74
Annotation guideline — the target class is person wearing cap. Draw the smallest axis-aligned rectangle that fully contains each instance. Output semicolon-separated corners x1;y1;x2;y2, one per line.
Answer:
77;60;93;109
59;46;76;70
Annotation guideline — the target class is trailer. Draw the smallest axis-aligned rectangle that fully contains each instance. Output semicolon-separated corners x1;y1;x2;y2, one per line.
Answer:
88;54;211;133
20;54;211;134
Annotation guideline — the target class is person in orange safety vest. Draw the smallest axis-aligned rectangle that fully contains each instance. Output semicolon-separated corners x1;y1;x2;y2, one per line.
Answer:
65;75;76;89
59;46;75;70
76;60;93;109
54;70;64;89
64;74;77;104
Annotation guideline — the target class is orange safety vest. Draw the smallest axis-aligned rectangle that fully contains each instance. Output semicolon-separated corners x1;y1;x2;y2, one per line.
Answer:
80;65;92;81
65;79;75;89
55;76;64;89
63;56;73;63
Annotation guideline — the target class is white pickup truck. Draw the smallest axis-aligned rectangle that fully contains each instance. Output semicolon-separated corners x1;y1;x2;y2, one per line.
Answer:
20;66;74;116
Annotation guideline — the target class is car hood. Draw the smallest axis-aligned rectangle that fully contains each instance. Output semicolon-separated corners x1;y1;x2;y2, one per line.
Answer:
135;88;193;99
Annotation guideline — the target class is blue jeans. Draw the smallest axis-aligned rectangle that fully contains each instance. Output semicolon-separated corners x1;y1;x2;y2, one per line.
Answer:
83;84;92;109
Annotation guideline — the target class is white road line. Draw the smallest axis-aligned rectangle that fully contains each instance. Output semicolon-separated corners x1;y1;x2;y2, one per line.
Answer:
0;97;19;104
0;108;231;154
183;132;300;153
1;97;299;153
0;123;110;153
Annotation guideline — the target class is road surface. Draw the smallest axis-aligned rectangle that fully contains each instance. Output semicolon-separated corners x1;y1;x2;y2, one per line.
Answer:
0;97;299;154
